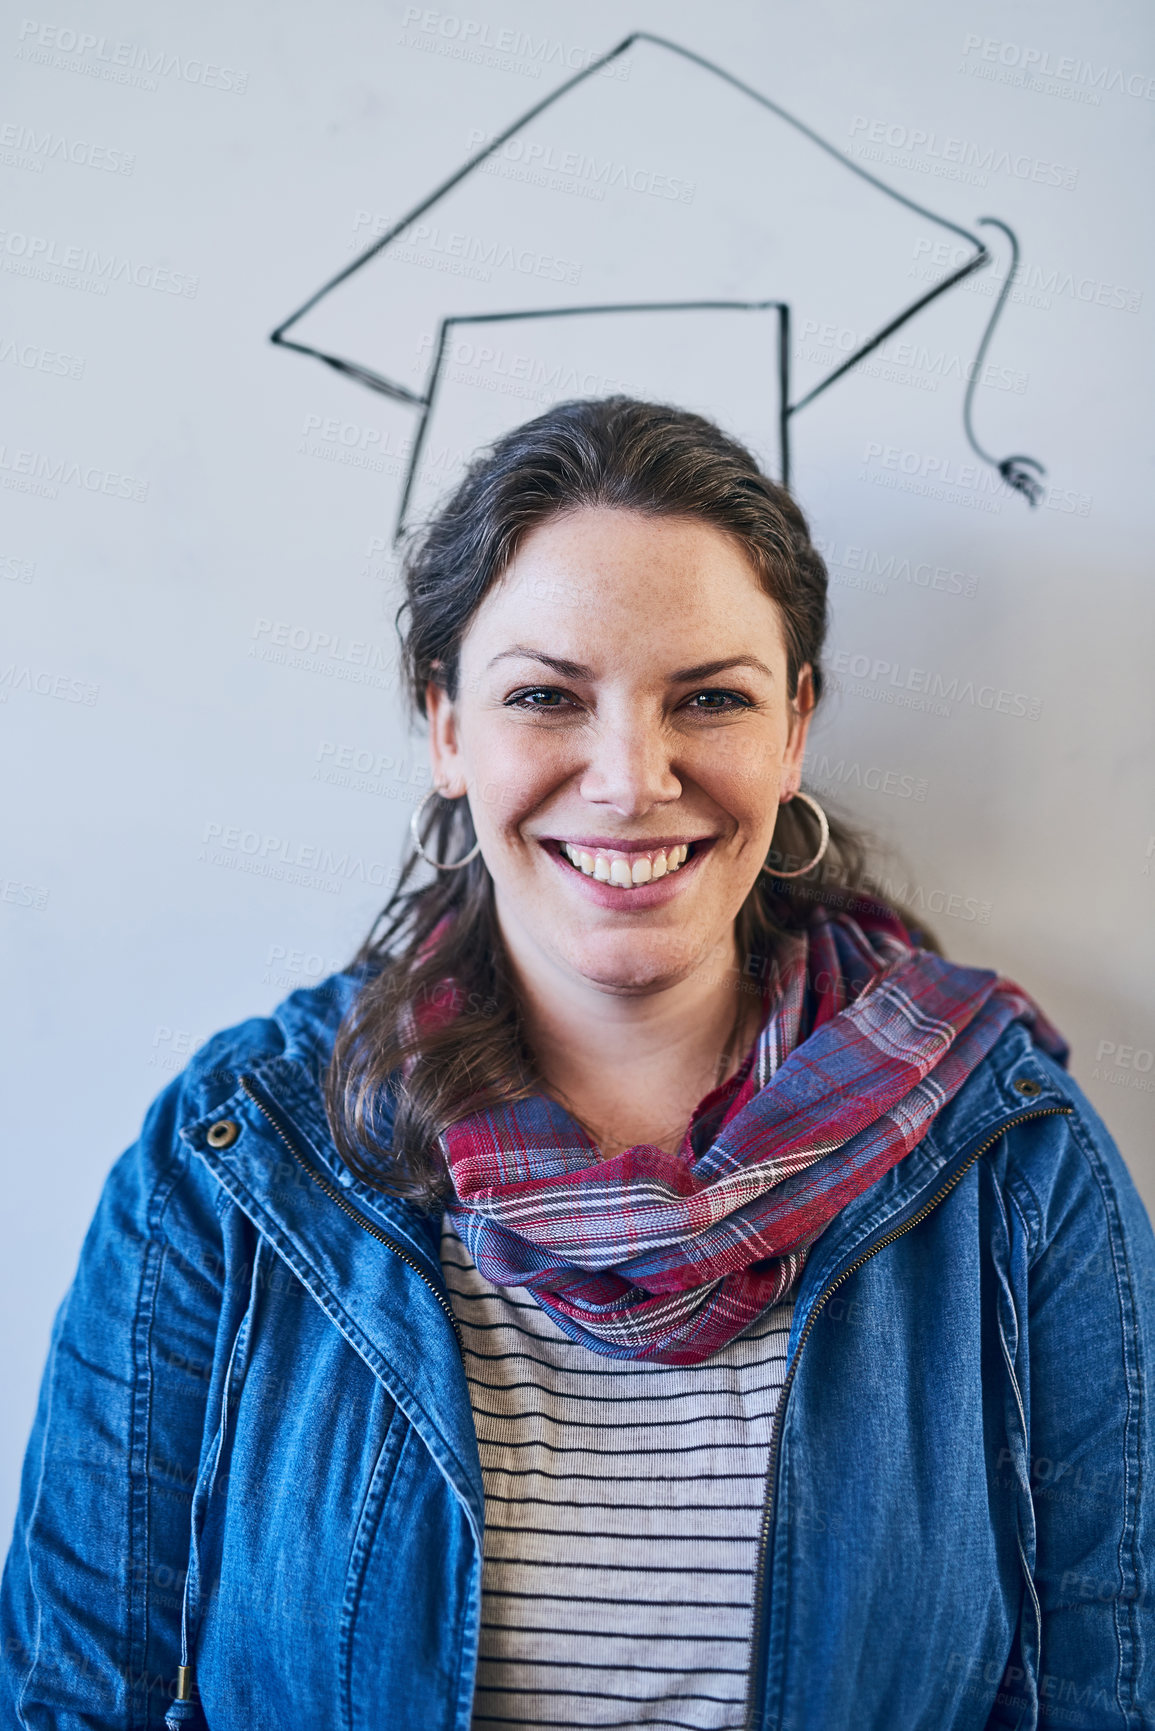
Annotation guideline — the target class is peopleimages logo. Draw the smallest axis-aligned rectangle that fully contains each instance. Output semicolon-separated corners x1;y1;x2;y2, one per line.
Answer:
798;320;1027;397
0;334;85;378
467;126;696;204
296;412;410;477
814;537;979;599
314;740;431;804
397;8;630;83
829;649;1043;720
198;822;399;897
350;211;582;286
414;327;631;408
0;661;99;705
860;440;1093;519
148;1025;207;1074
0;121;135;175
847;115;1078;191
1;875;49;910
248;618;394;690
0;227;198;296
14;20;249;93
871;877;992;924
0;442;148;502
0;550;36;582
911;237;1142;316
1092;1040;1155;1095
810;755;928;802
959;33;1155;103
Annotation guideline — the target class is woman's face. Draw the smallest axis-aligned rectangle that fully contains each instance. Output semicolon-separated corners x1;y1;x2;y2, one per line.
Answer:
426;507;815;997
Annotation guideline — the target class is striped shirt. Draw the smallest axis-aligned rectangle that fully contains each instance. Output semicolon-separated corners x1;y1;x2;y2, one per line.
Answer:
441;1218;795;1731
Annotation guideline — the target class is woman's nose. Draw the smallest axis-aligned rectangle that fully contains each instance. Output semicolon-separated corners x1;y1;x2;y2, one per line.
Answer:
577;714;682;815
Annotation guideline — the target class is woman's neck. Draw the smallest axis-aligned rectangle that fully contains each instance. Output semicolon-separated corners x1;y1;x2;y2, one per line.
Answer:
504;929;764;1159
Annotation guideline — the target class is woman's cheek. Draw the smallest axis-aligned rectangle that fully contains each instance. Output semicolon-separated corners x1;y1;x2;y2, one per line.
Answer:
467;732;565;833
694;730;780;803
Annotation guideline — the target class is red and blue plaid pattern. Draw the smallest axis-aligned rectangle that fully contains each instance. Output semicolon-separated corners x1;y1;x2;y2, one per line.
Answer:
439;905;1068;1364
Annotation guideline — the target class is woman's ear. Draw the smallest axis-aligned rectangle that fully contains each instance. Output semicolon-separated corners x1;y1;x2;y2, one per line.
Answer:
780;663;816;798
424;672;468;798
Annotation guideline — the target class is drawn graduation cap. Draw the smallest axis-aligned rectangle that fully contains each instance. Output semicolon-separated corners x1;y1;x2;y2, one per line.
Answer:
272;31;1045;538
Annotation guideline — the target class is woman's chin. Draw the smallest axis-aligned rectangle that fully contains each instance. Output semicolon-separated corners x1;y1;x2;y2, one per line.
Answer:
544;925;721;998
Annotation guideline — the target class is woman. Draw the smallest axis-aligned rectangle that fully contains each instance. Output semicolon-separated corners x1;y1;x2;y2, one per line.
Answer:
2;397;1152;1731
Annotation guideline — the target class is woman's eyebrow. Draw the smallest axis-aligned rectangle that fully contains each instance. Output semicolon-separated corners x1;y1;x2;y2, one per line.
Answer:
486;646;590;677
486;647;774;681
670;655;774;682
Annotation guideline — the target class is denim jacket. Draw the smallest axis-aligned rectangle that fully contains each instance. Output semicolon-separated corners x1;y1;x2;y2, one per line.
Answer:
2;970;1153;1731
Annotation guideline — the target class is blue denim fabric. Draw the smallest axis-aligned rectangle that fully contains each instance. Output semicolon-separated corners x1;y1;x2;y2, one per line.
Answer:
2;971;1153;1730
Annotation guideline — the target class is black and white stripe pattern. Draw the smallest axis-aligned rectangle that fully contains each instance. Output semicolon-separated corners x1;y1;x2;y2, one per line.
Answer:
441;1219;794;1730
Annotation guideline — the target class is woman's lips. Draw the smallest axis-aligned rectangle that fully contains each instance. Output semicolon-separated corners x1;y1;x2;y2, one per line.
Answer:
538;836;715;905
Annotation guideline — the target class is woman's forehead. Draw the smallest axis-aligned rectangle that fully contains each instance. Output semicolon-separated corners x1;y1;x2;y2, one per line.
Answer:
505;505;757;573
465;514;787;672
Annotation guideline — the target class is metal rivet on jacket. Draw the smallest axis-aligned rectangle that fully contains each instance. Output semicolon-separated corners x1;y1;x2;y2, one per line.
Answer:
206;1119;240;1149
1013;1077;1043;1097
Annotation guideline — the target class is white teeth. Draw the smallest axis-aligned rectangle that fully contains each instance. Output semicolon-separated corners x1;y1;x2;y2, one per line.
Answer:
559;841;696;888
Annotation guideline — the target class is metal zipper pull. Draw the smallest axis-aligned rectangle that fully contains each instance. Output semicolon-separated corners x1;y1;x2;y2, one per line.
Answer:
164;1662;197;1727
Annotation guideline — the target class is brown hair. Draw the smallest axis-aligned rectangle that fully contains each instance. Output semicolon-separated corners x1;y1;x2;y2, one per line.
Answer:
325;395;934;1206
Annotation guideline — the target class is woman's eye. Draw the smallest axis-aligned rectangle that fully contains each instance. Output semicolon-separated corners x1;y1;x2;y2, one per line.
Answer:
688;689;751;713
506;687;571;710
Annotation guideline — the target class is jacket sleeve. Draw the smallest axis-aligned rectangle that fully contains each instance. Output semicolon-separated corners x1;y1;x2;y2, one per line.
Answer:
0;1035;268;1729
1012;1069;1155;1729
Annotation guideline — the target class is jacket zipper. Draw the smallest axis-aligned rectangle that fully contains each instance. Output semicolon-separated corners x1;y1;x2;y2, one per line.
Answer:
237;1073;464;1352
743;1102;1073;1731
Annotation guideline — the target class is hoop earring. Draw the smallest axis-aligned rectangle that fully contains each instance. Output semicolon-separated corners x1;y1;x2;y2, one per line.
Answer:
409;787;482;871
760;790;830;880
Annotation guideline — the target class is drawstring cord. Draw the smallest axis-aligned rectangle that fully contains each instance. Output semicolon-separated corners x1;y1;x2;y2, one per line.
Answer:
165;1241;265;1728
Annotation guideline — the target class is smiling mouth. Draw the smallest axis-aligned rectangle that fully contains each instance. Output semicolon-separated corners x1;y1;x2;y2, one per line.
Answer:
543;837;712;888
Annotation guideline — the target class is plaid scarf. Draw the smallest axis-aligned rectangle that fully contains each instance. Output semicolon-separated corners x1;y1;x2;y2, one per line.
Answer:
437;903;1067;1364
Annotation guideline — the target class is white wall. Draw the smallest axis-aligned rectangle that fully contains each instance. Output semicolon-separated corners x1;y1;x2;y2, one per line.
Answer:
2;0;1153;1539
